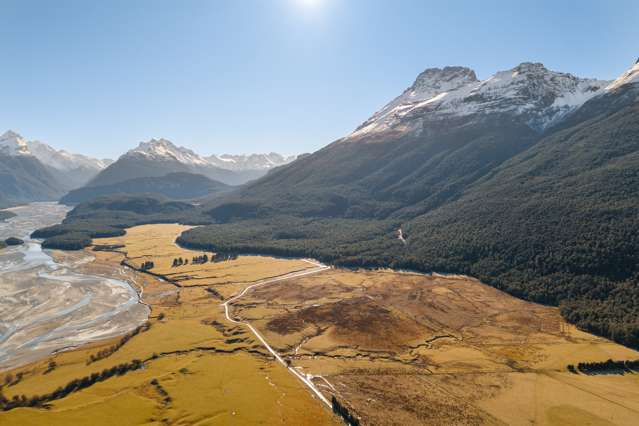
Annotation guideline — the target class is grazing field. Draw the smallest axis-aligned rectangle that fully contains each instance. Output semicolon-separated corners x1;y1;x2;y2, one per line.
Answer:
99;224;317;298
3;223;639;425
0;224;338;426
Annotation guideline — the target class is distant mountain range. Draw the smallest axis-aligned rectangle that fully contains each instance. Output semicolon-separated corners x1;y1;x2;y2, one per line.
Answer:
86;139;296;189
0;132;297;207
0;131;110;208
205;153;297;172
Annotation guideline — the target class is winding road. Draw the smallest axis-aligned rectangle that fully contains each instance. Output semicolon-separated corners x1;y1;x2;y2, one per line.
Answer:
222;259;333;408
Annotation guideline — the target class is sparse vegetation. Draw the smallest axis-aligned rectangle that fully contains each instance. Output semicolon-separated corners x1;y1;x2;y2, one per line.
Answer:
140;260;155;271
0;360;144;411
205;287;223;300
2;373;23;388
212;252;239;262
43;361;57;375
87;323;151;365
567;359;639;375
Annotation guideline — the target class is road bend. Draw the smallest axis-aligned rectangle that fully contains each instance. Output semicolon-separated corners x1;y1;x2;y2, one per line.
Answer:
222;261;333;408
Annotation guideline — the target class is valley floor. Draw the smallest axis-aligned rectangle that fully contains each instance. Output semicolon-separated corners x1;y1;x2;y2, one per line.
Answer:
1;224;638;425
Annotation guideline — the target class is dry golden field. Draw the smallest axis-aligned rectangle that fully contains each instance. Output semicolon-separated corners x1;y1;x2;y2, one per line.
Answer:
2;223;639;426
0;224;338;426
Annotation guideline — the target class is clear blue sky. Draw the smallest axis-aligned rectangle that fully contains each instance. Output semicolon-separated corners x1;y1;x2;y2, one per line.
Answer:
1;0;637;159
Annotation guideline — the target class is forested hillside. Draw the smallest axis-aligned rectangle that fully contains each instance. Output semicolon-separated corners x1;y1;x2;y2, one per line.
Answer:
61;172;232;205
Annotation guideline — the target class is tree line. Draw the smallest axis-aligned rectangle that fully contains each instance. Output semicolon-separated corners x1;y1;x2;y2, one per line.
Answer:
2;372;24;388
0;359;144;411
568;359;639;375
140;261;155;271
332;395;360;426
87;323;151;365
171;252;239;268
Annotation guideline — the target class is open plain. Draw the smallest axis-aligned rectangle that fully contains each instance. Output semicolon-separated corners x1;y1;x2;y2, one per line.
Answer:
1;224;639;425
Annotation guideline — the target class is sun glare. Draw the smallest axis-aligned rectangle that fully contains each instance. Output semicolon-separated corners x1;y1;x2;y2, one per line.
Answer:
295;0;322;9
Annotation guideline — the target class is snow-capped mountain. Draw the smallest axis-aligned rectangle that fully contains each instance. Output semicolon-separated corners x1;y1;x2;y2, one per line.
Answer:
0;130;113;190
27;140;112;172
125;138;210;166
88;138;295;188
222;58;639;223
0;131;68;208
125;139;296;171
205;153;297;171
358;66;479;134
0;130;31;156
1;130;112;171
348;62;611;141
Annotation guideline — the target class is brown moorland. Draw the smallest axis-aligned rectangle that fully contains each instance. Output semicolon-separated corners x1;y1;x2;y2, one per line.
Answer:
235;269;639;425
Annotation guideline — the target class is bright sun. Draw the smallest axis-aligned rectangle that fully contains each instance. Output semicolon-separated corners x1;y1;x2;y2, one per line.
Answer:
296;0;322;8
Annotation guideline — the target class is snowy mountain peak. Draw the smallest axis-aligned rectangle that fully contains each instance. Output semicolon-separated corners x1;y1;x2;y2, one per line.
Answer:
127;138;209;166
468;63;609;129
1;130;22;140
347;62;611;140
411;66;478;95
205;153;297;171
352;66;478;137
0;130;31;156
606;61;639;91
125;138;297;171
27;140;112;171
512;62;547;73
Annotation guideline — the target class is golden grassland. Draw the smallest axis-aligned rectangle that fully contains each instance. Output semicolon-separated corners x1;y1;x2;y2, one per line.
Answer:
99;224;316;298
0;224;338;426
3;223;639;425
236;269;639;425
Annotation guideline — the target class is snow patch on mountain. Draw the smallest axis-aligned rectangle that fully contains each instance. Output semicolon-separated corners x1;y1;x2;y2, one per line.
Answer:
28;140;112;171
126;139;210;166
0;130;111;173
606;61;639;91
126;139;296;171
205;153;297;171
352;66;478;138
347;62;611;140
0;131;31;156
